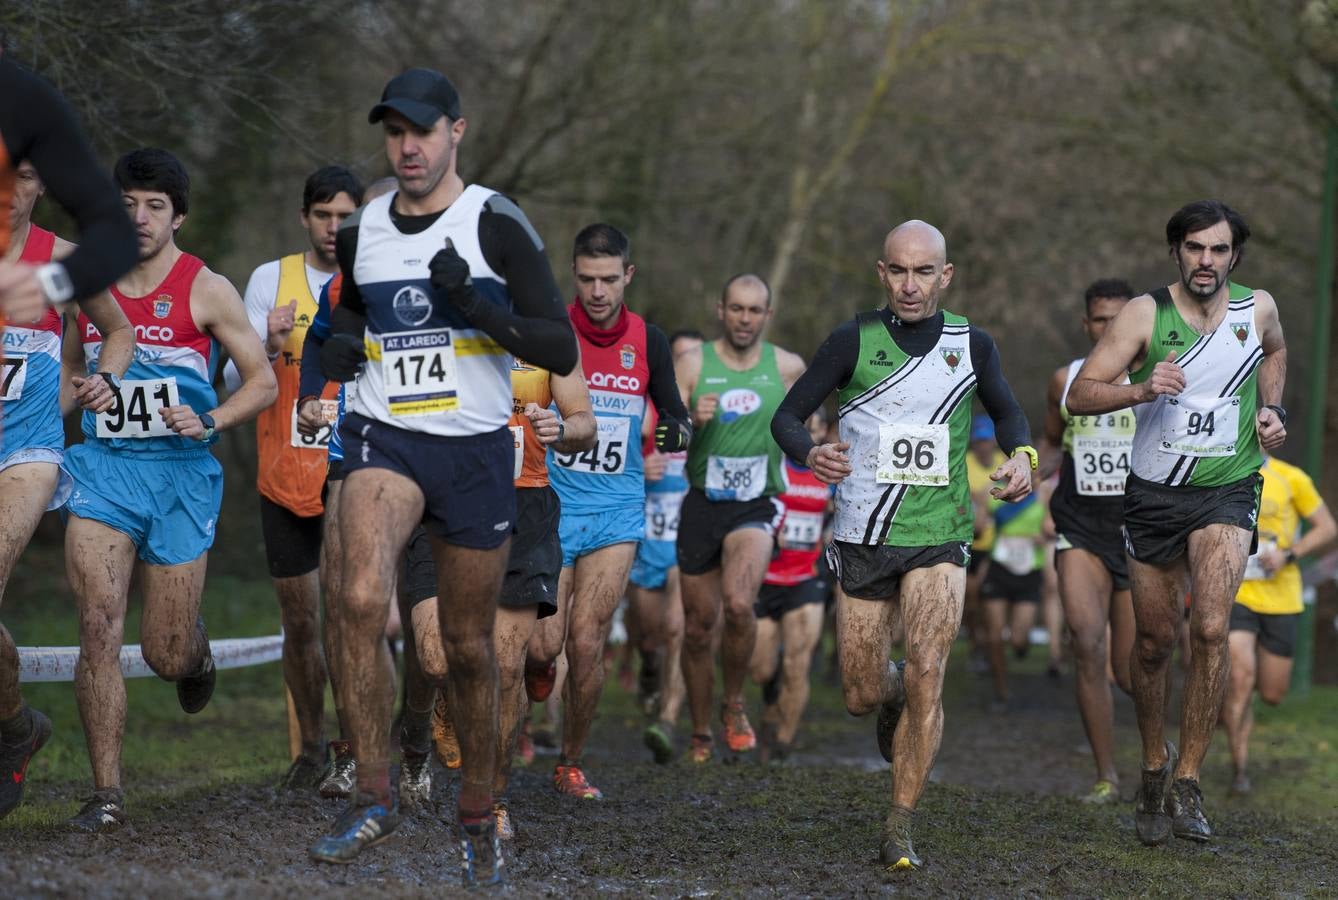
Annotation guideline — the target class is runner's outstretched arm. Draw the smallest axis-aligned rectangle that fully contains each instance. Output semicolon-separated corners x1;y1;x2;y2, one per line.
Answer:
1068;297;1158;415
1252;289;1287;450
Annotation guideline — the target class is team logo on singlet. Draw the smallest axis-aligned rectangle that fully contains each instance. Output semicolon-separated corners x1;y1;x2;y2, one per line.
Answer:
940;346;964;371
392;285;432;326
719;388;761;423
619;343;636;370
153;295;172;319
870;349;896;367
1231;322;1250;345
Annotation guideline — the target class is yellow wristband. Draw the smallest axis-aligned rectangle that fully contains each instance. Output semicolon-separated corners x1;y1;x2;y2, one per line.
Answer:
1014;445;1039;471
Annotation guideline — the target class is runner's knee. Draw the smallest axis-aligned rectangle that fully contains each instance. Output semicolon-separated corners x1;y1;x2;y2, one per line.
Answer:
843;680;880;716
1258;682;1287;706
140;636;197;682
1190;615;1228;647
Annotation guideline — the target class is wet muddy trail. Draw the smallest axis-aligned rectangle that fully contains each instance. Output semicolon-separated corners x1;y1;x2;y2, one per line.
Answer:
3;661;1335;897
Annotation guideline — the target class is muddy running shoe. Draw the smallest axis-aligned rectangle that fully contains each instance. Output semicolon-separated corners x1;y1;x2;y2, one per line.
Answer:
643;720;675;765
459;814;505;888
879;820;923;870
319;741;357;799
279;751;328;792
720;701;756;754
637;652;661;716
1134;740;1178;846
1229;772;1252;796
1080;779;1119;805
553;763;603;800
0;706;51;819
493;801;515;841
68;789;127;833
431;692;462;770
176;622;216;714
308;797;400;864
876;660;907;763
1168;777;1211;842
398;751;433;811
525;660;557;703
514;720;535;768
687;733;714;764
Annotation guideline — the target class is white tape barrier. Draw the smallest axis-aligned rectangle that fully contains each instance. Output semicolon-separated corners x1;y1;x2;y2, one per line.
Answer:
18;634;284;683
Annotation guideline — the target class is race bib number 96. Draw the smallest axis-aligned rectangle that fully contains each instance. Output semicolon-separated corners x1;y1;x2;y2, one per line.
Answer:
876;423;949;486
553;417;630;475
95;378;180;439
291;399;340;449
380;329;459;418
705;454;767;501
1159;395;1239;458
0;355;27;401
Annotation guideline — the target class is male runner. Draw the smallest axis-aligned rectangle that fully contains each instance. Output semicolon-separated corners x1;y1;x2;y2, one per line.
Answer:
980;491;1045;708
306;69;577;887
1223;453;1334;793
771;220;1034;869
63;148;277;831
674;274;806;763
419;357;595;836
0;160;134;818
1067;200;1287;845
749;410;833;762
635;328;702;763
229;165;363;788
527;223;690;799
1038;277;1136;802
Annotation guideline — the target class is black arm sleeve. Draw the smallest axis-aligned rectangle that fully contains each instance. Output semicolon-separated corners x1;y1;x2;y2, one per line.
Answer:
332;220;364;318
298;327;326;399
645;324;690;426
771;319;859;464
472;200;577;375
970;326;1031;454
0;60;136;299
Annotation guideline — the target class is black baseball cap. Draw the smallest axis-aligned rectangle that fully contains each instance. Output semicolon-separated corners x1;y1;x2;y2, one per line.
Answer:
368;68;461;129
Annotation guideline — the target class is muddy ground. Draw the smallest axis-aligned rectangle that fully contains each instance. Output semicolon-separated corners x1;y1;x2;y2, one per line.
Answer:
2;662;1335;898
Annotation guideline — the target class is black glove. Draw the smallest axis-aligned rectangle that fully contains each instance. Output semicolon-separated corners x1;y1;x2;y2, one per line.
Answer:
320;333;366;383
654;418;691;453
429;238;483;320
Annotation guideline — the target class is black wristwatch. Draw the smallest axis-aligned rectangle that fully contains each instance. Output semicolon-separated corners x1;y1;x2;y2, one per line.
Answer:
1284;548;1298;565
198;412;217;442
1264;404;1287;426
94;371;122;392
555;421;565;444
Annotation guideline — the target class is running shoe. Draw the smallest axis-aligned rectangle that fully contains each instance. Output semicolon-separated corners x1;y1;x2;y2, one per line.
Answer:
431;693;462;770
525;660;557;703
1080;779;1119;805
279;751;328;792
1134;740;1178;846
176;622;216;714
553;763;603;800
0;706;51;819
687;733;714;764
459;813;505;887
398;751;433;811
319;741;357;799
876;660;907;763
637;651;661;716
1230;772;1252;796
308;797;400;864
1168;777;1211;842
514;720;536;768
880;819;923;870
493;800;515;841
720;701;756;754
68;789;127;833
643;720;675;765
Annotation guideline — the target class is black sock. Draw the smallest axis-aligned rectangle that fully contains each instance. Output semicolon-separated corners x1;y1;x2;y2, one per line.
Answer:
0;707;32;745
399;702;433;757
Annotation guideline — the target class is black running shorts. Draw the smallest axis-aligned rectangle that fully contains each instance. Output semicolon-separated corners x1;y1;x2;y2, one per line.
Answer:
980;567;1042;605
1228;602;1299;659
1054;506;1129;590
1122;472;1261;566
259;494;323;579
755;577;828;621
676;487;783;576
826;540;971;600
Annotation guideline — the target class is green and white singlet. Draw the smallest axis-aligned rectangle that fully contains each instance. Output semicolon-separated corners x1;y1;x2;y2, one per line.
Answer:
686;341;787;501
1128;282;1263;487
833;310;975;546
1060;358;1135;500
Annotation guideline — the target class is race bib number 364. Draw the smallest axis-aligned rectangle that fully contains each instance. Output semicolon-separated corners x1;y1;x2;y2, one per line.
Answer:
876;423;949;486
1072;435;1131;496
95;378;180;438
380;329;459;418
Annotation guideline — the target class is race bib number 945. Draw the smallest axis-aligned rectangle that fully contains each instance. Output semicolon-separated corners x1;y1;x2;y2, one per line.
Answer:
1159;395;1239;458
380;329;459;418
553;417;630;475
96;378;180;438
876;423;949;486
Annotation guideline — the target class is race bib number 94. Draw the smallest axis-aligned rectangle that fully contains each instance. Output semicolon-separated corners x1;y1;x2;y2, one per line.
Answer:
705;454;767;501
876;423;949;486
553;417;630;475
1159;395;1239;458
95;378;180;439
0;355;27;401
291;399;340;449
380;329;459;418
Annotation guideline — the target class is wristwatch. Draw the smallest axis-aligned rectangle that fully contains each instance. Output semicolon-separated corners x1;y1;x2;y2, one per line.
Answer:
36;263;74;304
198;412;217;442
555;421;565;444
1014;445;1039;471
1264;404;1287;426
94;371;122;392
1284;548;1298;565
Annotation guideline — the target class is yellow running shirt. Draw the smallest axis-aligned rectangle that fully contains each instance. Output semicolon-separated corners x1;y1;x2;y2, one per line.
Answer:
1236;456;1322;615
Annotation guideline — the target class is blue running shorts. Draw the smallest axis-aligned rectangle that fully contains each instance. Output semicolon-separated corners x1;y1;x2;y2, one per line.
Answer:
629;538;677;590
558;504;643;569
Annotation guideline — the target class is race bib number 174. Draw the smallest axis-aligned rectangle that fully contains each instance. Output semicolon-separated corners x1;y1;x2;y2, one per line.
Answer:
380;329;459;418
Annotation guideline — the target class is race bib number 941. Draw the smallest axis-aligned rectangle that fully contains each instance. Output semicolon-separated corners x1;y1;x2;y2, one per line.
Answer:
876;423;949;486
1159;395;1239;458
380;329;459;418
645;491;683;542
95;378;180;438
553;417;630;475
